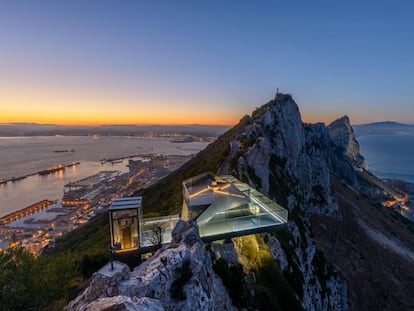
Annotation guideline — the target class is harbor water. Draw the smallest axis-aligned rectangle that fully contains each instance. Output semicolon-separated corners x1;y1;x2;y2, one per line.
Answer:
0;136;209;217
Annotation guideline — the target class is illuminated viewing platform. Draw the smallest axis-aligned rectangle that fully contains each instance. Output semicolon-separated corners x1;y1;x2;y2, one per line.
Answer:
109;173;288;252
182;173;288;241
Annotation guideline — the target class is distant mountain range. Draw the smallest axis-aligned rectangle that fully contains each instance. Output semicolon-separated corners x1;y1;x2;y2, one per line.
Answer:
0;123;230;137
353;121;414;136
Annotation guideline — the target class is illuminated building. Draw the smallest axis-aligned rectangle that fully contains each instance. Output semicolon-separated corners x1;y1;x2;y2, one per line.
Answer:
182;173;288;241
108;197;142;252
109;173;288;252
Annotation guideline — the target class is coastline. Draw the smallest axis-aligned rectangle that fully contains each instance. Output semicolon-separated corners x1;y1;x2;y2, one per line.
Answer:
0;153;195;254
357;132;414;184
385;179;414;221
0;136;210;216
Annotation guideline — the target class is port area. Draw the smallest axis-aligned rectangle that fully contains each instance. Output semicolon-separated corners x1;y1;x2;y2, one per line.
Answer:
100;153;143;164
0;154;193;255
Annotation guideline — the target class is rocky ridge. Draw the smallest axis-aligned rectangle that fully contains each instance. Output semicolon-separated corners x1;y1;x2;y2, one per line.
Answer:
327;116;367;170
228;94;413;310
67;93;413;311
67;221;236;311
228;94;370;310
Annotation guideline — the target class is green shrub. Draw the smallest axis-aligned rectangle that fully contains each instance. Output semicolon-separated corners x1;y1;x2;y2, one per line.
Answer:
0;249;75;311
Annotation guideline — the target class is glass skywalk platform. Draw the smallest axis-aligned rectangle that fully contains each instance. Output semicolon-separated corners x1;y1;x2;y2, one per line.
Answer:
140;215;180;247
110;173;288;252
182;173;288;241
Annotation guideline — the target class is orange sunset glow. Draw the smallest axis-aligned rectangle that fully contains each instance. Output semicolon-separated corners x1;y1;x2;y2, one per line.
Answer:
1;1;413;128
0;88;240;126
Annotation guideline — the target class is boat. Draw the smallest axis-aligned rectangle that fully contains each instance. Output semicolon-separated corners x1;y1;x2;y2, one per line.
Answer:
171;137;195;143
53;149;75;153
110;159;123;164
38;164;66;176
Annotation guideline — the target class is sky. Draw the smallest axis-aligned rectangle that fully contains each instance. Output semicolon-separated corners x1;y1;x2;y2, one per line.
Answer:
1;1;414;126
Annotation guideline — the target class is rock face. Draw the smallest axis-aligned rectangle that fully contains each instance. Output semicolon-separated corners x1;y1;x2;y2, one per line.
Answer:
68;261;130;308
67;93;394;311
234;95;340;217
327;116;367;169
81;296;164;311
67;221;236;311
229;94;357;310
224;94;412;310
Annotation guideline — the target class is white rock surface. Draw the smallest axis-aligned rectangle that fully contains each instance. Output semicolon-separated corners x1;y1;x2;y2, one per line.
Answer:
231;94;350;310
82;296;164;311
67;221;236;311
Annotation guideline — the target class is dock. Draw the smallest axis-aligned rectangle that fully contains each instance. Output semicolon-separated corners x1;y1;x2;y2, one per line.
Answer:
0;200;58;226
1;172;38;185
100;154;142;165
0;162;80;185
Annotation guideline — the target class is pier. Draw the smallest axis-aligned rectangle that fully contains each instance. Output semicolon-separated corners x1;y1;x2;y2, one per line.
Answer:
0;162;80;186
100;154;142;165
1;172;38;185
0;200;57;226
38;162;80;176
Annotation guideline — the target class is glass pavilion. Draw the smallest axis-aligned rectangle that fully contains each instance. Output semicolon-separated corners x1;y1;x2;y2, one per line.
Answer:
182;173;288;241
109;173;288;252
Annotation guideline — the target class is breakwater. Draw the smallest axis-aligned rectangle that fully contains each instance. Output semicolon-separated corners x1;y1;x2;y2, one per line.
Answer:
100;154;143;164
0;162;80;186
0;199;57;226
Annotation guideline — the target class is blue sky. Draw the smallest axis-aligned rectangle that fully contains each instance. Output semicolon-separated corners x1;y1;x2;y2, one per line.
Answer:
1;1;413;125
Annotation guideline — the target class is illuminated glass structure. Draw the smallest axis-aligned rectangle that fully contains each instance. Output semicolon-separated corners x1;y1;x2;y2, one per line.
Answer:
109;173;288;251
182;173;288;241
108;197;142;251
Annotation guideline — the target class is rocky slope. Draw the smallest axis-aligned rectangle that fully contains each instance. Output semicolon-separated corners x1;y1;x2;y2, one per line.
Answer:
67;221;236;311
229;94;349;310
227;93;413;310
312;178;414;311
68;93;413;310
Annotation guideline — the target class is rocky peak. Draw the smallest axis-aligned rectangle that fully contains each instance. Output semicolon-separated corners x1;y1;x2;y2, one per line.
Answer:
327;116;367;169
234;93;338;217
229;94;349;310
67;221;236;311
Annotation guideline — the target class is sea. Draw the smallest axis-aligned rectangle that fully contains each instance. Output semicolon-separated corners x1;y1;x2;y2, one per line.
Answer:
357;133;414;183
357;132;414;221
0;136;209;217
2;133;414;220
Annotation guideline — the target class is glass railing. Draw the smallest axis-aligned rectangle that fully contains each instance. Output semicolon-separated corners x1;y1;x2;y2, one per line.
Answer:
199;212;285;238
140;215;180;247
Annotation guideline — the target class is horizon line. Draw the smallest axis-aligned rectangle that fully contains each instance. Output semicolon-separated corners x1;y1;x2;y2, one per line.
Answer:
0;122;235;127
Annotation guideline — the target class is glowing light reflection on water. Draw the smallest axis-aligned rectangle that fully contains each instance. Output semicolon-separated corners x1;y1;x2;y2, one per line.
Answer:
0;136;209;217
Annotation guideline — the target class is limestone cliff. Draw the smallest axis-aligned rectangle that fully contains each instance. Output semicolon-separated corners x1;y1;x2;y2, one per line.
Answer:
327;116;367;170
67;221;236;311
228;94;357;310
225;94;413;310
67;93;413;311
